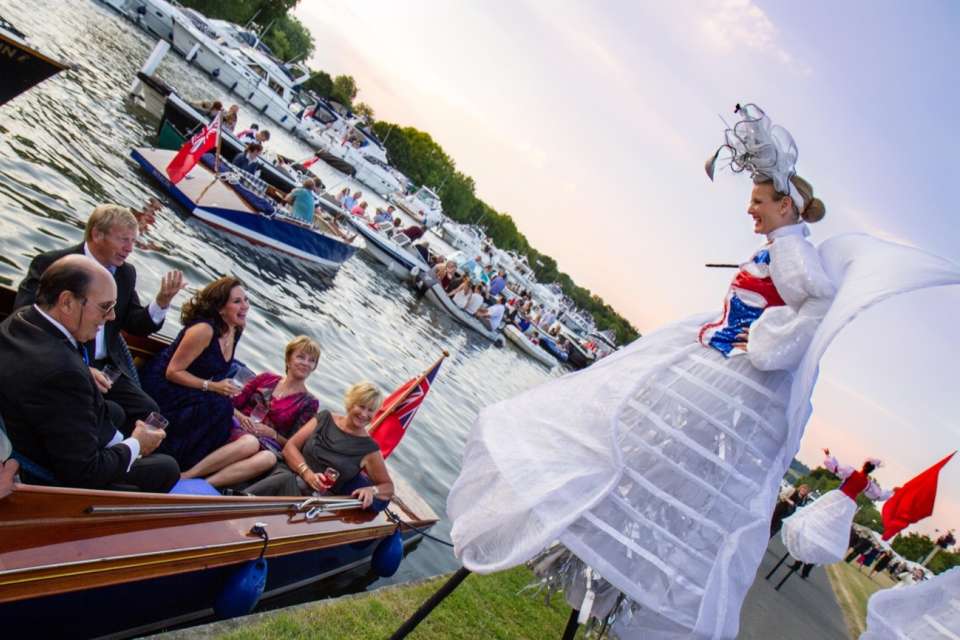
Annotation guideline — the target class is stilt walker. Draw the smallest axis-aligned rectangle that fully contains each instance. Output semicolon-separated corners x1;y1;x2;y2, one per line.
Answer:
440;103;960;639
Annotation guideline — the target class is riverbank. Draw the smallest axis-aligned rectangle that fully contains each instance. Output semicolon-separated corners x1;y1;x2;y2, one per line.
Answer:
826;560;895;638
153;566;580;640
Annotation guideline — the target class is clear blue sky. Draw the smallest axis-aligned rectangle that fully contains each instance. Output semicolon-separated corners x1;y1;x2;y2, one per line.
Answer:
296;0;960;534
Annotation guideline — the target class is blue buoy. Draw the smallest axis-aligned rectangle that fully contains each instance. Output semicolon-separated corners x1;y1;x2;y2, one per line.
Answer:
214;557;267;619
372;529;403;577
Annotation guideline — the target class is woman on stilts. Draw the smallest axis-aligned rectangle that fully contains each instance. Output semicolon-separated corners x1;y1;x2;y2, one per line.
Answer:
445;103;960;639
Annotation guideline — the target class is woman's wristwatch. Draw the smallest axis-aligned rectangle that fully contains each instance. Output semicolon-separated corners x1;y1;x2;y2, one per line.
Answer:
370;486;379;496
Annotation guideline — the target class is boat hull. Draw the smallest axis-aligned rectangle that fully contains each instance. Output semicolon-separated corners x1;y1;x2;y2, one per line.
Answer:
0;22;67;106
503;325;557;368
0;528;421;639
344;216;428;276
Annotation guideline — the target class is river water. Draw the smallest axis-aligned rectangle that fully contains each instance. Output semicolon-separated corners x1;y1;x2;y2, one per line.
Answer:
0;0;555;612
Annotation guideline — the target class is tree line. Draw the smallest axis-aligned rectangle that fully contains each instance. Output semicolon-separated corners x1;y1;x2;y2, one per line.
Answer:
178;0;639;344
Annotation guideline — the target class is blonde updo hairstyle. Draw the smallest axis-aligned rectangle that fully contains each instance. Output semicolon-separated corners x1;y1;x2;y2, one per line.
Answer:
344;382;382;412
754;174;826;224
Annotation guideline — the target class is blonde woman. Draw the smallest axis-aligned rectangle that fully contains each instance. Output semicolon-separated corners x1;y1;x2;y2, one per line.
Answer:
247;382;394;509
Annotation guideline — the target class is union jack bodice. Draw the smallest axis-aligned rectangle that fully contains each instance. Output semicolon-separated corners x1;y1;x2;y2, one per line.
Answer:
698;248;786;356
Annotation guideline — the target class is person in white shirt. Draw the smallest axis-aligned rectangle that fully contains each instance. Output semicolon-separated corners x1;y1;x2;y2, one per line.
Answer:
476;295;506;331
464;283;485;316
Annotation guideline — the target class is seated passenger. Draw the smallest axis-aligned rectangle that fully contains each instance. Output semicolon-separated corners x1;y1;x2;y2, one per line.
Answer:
232;142;263;177
351;201;369;218
0;255;178;491
451;278;472;309
181;336;321;488
401;221;426;241
464;283;485;316
373;208;392;225
476;295;506;331
140;277;249;470
432;260;457;291
236;123;259;143
222;104;240;132
246;382;394;509
285;178;319;225
15;204;185;433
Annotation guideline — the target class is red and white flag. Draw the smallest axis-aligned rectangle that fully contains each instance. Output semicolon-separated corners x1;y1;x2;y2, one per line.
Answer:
881;451;956;540
369;356;445;459
166;112;221;184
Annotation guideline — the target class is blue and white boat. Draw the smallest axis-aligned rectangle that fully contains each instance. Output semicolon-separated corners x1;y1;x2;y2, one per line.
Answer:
131;147;359;272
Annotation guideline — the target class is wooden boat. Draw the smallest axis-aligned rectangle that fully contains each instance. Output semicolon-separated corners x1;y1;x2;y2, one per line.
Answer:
503;324;557;368
0;15;68;106
423;283;504;346
130;146;359;272
0;286;438;638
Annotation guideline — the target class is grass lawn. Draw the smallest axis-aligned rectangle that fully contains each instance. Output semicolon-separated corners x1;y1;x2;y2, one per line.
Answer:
209;566;585;640
825;561;896;638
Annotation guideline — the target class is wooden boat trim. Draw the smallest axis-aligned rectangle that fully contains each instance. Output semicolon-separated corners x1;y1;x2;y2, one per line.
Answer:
0;29;69;71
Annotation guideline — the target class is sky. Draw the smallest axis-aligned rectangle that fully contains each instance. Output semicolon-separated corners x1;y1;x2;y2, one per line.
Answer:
294;1;960;537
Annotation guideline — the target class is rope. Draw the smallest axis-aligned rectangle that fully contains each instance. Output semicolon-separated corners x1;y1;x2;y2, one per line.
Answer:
384;508;453;547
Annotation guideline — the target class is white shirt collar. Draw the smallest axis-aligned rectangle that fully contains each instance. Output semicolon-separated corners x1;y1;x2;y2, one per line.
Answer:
83;243;116;274
767;222;810;241
33;304;78;348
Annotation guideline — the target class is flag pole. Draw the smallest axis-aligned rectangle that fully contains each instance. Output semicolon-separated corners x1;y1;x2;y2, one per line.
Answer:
196;113;223;203
368;350;449;435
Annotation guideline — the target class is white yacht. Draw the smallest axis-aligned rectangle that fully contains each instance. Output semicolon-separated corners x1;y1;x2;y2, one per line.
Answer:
391;186;444;227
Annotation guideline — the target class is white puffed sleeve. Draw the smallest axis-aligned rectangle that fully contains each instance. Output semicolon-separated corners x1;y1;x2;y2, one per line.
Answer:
824;454;855;480
747;236;836;371
864;481;893;501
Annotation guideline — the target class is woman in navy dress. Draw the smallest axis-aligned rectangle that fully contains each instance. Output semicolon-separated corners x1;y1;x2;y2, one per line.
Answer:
141;276;250;470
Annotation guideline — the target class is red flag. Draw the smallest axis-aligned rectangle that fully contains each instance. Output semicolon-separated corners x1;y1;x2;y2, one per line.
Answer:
881;451;956;540
369;357;443;459
166;112;220;184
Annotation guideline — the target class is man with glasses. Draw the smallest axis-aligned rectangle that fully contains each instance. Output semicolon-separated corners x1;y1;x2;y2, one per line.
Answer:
0;255;179;491
15;204;186;432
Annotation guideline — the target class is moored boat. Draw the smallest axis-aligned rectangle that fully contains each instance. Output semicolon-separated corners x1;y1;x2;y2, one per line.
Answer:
423;283;504;346
0;15;68;107
130;147;359;272
502;324;557;368
0;285;438;638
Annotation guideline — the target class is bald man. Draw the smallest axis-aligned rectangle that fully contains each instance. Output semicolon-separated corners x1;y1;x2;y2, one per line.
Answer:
0;255;178;491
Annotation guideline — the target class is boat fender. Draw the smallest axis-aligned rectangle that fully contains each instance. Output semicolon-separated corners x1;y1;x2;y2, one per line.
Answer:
212;68;221;78
230;81;238;92
185;43;200;63
409;266;420;278
214;523;269;619
372;528;403;577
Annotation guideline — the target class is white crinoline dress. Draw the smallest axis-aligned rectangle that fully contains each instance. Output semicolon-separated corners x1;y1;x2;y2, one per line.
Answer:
781;454;892;565
860;567;960;639
447;232;960;639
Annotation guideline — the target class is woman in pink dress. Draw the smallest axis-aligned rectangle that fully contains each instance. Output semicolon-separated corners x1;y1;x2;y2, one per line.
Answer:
180;336;320;488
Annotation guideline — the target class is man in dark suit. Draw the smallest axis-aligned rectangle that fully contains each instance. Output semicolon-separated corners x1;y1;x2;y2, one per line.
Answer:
15;204;185;432
0;255;178;491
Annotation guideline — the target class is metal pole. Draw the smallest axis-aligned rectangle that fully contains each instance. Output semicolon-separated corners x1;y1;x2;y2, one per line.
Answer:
764;551;791;580
775;562;799;590
388;566;471;640
561;608;580;640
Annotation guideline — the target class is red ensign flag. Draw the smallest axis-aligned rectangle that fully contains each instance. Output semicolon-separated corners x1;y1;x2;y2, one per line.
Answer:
166;112;220;184
881;451;956;540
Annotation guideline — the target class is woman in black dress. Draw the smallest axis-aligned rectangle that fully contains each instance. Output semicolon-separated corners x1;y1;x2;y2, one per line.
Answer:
247;382;394;509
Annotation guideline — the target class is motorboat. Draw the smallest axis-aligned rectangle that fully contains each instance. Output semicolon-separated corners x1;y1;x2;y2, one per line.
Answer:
0;287;436;638
503;324;557;368
391;186;444;227
423;283;504;346
0;14;67;106
131;147;359;272
299;118;403;197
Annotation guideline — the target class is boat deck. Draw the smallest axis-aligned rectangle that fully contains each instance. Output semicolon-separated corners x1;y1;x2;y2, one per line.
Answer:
134;147;256;213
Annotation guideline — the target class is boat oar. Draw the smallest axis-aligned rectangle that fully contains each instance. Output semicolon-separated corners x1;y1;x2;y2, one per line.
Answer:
86;496;363;516
388;566;472;639
705;263;739;269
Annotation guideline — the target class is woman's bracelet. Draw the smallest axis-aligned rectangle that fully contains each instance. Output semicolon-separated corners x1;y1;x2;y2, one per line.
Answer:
202;379;210;392
371;485;379;496
295;462;309;476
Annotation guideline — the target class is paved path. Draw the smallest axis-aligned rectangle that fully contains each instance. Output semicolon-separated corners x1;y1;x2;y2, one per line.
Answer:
739;537;849;639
